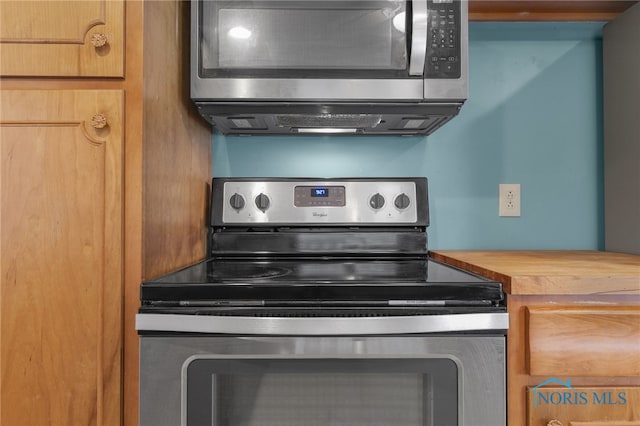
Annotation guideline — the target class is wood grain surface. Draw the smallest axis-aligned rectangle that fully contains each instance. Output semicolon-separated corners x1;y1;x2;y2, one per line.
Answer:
122;2;212;425
507;296;640;426
527;306;640;376
3;3;214;425
0;0;124;77
430;251;640;295
1;89;123;426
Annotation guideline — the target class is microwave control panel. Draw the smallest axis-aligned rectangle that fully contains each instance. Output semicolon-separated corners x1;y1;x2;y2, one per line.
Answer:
425;0;461;79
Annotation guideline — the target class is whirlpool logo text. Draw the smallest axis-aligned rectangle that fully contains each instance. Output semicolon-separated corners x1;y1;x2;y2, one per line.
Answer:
532;378;628;408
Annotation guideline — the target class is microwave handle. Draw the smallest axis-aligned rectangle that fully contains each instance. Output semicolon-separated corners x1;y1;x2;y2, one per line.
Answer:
408;0;428;76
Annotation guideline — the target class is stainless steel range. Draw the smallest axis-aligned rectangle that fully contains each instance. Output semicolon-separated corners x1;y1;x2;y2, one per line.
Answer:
136;178;508;426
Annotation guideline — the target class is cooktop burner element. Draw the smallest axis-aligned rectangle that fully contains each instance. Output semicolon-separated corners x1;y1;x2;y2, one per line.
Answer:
207;263;292;281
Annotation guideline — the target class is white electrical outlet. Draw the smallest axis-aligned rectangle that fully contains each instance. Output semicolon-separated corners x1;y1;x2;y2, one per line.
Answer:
499;184;521;217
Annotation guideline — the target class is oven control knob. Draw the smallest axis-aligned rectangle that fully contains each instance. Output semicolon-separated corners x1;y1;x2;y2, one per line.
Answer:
229;193;245;211
394;193;411;210
369;193;385;210
255;193;270;213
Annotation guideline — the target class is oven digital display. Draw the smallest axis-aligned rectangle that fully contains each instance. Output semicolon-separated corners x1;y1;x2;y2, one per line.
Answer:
294;185;345;207
311;188;329;197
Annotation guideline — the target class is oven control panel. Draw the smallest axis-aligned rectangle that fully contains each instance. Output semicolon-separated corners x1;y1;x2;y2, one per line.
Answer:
219;179;426;224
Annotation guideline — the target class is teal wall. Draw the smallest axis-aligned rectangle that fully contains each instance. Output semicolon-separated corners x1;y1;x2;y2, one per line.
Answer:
212;23;605;250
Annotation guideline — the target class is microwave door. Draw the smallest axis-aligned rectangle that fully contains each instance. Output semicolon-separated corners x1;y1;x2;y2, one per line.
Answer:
192;0;425;101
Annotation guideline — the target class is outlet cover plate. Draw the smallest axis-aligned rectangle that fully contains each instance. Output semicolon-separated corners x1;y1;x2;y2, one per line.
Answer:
499;183;521;217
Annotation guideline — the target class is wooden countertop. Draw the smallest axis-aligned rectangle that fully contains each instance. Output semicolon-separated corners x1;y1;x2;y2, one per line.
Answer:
430;250;640;295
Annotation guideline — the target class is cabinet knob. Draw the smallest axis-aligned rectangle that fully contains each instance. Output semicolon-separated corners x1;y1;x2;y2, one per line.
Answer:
91;114;108;129
547;420;563;426
90;33;108;48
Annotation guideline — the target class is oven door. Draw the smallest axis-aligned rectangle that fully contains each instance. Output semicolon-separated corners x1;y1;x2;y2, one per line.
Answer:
191;0;468;101
139;335;505;426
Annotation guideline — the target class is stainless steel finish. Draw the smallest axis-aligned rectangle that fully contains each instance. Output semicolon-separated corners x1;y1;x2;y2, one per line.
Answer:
190;0;468;135
221;180;418;224
604;2;640;255
136;312;509;335
409;0;428;76
191;0;423;102
139;335;506;426
423;0;468;100
139;175;505;425
191;77;425;102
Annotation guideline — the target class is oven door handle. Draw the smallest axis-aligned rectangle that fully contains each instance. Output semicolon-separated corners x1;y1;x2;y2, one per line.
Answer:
136;313;508;335
408;0;428;76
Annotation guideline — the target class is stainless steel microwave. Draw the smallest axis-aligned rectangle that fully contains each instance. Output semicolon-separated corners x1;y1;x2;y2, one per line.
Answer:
191;0;468;135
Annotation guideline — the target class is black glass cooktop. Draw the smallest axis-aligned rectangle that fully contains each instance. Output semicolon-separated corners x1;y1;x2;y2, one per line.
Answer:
140;258;504;311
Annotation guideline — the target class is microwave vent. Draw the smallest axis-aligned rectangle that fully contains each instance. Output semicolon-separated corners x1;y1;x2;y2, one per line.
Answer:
196;103;463;135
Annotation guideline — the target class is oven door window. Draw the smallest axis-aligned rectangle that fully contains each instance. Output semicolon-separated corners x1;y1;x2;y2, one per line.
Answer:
199;1;410;78
185;358;457;426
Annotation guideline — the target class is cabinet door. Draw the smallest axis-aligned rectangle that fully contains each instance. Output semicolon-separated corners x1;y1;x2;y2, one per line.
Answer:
526;306;640;376
528;386;640;426
0;90;123;426
0;1;124;77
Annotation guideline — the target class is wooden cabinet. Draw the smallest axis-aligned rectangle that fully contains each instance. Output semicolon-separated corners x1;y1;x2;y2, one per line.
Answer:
526;307;640;377
0;0;124;77
0;90;123;425
525;306;640;425
512;297;640;426
2;2;212;425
